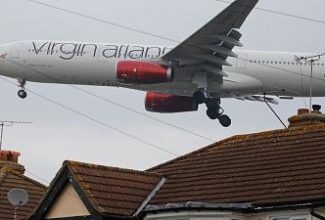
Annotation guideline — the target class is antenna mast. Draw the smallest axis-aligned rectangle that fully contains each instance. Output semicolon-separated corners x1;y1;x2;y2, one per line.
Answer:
296;53;325;112
0;120;32;150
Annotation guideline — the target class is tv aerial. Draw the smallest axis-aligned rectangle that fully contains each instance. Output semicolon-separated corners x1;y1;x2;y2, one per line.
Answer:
0;120;32;150
295;52;325;112
7;188;29;220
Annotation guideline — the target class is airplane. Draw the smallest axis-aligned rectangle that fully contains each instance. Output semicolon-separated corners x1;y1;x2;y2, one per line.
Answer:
0;0;325;127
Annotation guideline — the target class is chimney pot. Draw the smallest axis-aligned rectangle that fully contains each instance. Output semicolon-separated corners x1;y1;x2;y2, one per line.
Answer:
0;150;21;163
298;108;310;115
0;150;25;174
289;106;325;128
312;104;322;113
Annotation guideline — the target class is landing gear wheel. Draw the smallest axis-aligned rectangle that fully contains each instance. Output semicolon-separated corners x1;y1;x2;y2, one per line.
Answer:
193;91;206;104
219;114;231;127
17;79;27;99
18;90;27;99
206;108;219;120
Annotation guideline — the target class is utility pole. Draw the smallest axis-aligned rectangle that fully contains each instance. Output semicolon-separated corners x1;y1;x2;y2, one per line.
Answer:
0;121;32;150
296;53;325;112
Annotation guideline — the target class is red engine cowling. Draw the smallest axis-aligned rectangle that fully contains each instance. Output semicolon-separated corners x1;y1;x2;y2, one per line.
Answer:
117;61;173;84
145;92;199;113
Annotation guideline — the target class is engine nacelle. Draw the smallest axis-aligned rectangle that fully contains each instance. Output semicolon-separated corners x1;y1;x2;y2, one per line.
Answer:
117;61;173;84
145;92;199;113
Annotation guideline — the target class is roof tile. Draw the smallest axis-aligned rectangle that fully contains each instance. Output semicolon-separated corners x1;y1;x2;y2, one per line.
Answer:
66;161;163;217
148;123;325;207
0;167;46;220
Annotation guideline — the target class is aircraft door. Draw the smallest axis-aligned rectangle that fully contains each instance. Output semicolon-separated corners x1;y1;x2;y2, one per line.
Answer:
236;53;247;73
10;43;23;59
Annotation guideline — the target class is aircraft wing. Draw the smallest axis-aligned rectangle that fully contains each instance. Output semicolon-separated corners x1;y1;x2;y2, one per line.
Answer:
162;0;258;82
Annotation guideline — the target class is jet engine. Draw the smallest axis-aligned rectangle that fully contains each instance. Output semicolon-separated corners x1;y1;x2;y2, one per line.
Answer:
117;61;173;84
145;92;199;113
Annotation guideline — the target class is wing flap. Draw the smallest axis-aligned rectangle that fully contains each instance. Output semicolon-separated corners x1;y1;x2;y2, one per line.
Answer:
212;34;243;47
236;96;279;105
200;45;238;58
161;0;259;88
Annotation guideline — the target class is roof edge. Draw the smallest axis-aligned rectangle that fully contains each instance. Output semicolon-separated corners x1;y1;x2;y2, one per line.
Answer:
66;162;102;218
147;123;325;172
65;160;161;177
28;163;70;220
133;177;167;216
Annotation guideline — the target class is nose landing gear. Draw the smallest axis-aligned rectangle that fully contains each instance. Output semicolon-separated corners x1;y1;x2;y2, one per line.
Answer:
17;79;27;99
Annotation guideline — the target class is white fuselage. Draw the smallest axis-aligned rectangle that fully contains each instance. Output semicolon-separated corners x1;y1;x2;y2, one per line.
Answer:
0;40;325;98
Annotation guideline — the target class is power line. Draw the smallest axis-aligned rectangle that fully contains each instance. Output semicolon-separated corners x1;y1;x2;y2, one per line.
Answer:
12;0;324;194
5;0;319;142
24;0;323;106
25;170;50;186
28;0;178;44
214;0;325;25
27;0;325;46
0;76;179;157
24;0;325;86
6;0;320;156
5;58;215;143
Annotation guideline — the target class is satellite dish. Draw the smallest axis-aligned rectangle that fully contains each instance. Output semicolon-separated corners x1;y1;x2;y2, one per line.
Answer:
7;188;29;207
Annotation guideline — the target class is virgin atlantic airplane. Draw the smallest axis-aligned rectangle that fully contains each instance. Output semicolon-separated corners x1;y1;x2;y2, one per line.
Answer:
0;0;324;127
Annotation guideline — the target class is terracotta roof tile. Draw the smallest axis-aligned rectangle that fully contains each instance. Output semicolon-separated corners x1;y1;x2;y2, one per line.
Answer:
148;123;325;207
66;161;163;216
0;167;46;220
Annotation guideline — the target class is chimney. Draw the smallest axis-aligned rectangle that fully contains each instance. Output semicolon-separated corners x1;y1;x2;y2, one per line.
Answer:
288;105;325;128
0;150;25;174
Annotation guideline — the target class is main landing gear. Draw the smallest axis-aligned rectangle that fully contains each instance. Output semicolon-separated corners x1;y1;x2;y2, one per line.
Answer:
193;91;231;127
17;79;27;99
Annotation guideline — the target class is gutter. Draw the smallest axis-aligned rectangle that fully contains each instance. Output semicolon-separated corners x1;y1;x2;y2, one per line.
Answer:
144;201;325;214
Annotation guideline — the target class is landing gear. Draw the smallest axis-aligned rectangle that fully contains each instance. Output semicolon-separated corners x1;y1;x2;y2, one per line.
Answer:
193;90;206;104
206;104;231;127
194;94;231;127
206;107;231;127
18;90;27;99
206;108;219;120
17;79;27;99
219;114;231;127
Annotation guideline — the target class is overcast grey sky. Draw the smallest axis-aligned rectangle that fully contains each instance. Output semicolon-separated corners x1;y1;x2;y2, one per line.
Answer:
1;0;325;184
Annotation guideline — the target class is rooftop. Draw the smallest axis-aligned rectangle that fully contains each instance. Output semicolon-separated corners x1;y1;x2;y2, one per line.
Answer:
31;160;164;219
148;120;325;209
66;160;163;216
0;150;46;220
31;108;325;218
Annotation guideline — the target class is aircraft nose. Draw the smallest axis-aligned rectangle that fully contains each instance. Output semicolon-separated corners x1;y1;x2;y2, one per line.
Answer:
0;45;8;72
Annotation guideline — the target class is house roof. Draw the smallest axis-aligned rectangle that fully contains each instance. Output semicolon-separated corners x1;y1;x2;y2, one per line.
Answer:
31;160;164;219
148;123;325;209
0;166;46;220
66;161;163;217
